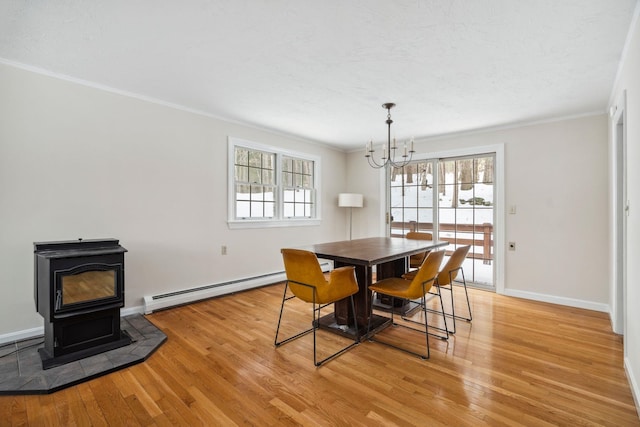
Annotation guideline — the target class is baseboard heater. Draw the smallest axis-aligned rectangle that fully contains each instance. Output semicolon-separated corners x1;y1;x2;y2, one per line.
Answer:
143;260;333;314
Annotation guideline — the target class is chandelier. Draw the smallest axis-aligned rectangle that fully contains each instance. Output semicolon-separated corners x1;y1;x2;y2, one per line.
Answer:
365;103;415;169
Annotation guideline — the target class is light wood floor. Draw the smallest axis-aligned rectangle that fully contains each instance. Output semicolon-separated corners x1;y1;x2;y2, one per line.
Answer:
1;284;638;426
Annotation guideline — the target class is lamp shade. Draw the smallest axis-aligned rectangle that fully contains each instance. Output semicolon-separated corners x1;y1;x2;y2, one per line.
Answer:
338;193;363;208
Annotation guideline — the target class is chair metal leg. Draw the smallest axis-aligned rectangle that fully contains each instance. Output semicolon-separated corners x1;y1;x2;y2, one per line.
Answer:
403;285;450;340
313;294;359;366
448;278;457;333
275;281;359;366
367;284;446;360
425;268;472;333
459;269;473;322
275;282;314;347
441;269;472;324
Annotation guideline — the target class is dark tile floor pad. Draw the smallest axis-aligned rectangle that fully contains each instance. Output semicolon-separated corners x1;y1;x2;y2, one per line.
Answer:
0;314;166;395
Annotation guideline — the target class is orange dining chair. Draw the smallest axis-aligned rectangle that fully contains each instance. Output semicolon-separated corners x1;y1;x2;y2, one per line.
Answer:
367;250;447;360
405;231;433;274
275;249;360;366
431;245;472;333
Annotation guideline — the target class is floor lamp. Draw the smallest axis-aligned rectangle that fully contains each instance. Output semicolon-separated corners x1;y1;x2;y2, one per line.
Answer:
338;193;363;240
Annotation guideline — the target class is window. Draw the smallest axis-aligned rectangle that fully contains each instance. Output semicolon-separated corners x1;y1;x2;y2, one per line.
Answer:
282;156;315;217
234;147;276;219
228;137;320;228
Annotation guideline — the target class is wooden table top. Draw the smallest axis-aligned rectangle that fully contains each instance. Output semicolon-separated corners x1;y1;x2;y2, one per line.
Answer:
299;237;449;266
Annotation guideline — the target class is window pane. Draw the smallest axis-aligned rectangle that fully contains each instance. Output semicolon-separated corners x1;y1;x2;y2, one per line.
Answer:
417;209;433;224
283;188;295;202
418;185;433;208
474;209;493;224
264;202;275;217
403;186;419;207
282;172;292;186
235;166;248;182
439;207;455;225
235;147;248;165
236;201;250;217
391;208;404;225
249;151;262;167
250;202;264;217
249;168;261;183
458;159;474;184
262;170;274;185
283;203;294;217
264;187;275;202
262;153;275;169
236;184;250;201
252;186;264;201
440;160;455;184
302;161;313;175
439;185;456;208
479;157;494;183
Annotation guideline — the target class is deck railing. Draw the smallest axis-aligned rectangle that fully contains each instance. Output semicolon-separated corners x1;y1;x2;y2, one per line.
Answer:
391;221;494;264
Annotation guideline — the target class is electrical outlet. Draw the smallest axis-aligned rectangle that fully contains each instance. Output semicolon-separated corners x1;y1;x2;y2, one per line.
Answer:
221;245;227;255
508;242;516;251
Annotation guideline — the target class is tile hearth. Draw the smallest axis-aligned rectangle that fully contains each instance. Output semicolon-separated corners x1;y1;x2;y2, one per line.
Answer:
0;314;166;395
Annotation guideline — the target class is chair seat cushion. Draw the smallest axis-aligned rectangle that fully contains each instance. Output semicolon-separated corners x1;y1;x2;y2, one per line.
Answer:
369;277;417;300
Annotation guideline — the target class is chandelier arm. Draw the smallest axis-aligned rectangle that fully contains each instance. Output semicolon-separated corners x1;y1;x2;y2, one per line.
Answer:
366;154;385;169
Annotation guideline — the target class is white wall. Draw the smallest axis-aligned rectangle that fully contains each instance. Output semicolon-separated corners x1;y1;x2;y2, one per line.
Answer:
609;3;640;410
348;113;610;309
0;63;349;336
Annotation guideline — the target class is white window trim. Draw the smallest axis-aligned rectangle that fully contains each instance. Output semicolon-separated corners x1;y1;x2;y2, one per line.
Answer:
227;137;322;229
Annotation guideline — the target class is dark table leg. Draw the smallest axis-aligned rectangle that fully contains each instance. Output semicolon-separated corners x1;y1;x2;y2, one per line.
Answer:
328;258;410;338
334;263;370;327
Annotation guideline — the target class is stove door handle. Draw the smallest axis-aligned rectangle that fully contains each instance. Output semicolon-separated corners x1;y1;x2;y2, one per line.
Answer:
55;289;62;311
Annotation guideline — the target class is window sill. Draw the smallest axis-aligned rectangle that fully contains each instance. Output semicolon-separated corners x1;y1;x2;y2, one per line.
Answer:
227;219;321;229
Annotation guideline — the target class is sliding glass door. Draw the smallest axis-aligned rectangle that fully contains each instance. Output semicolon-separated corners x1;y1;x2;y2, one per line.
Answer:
389;154;495;287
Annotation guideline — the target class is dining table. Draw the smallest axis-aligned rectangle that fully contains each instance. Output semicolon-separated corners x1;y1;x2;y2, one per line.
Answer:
298;236;449;338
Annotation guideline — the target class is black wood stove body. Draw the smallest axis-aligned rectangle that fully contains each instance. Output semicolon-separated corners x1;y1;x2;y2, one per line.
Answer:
34;239;131;369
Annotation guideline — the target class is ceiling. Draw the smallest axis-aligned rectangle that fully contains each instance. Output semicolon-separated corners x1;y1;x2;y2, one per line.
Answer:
1;0;637;150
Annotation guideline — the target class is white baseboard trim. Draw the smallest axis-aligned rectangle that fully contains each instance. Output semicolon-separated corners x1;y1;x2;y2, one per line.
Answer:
143;260;333;314
502;288;609;313
142;274;285;314
625;357;640;419
122;305;145;317
0;326;44;346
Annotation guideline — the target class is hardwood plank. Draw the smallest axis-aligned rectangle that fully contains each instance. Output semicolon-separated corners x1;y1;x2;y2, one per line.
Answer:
74;382;109;427
0;284;637;426
0;396;27;427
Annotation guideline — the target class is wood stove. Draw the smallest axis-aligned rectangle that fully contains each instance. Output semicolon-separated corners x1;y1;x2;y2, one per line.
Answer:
34;239;131;369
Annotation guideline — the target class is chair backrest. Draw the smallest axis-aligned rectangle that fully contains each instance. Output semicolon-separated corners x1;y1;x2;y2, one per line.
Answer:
406;231;433;241
406;232;433;268
437;245;471;286
281;249;328;303
405;250;445;300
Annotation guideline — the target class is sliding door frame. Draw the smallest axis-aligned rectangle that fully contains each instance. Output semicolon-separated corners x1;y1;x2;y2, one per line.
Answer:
382;143;505;294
